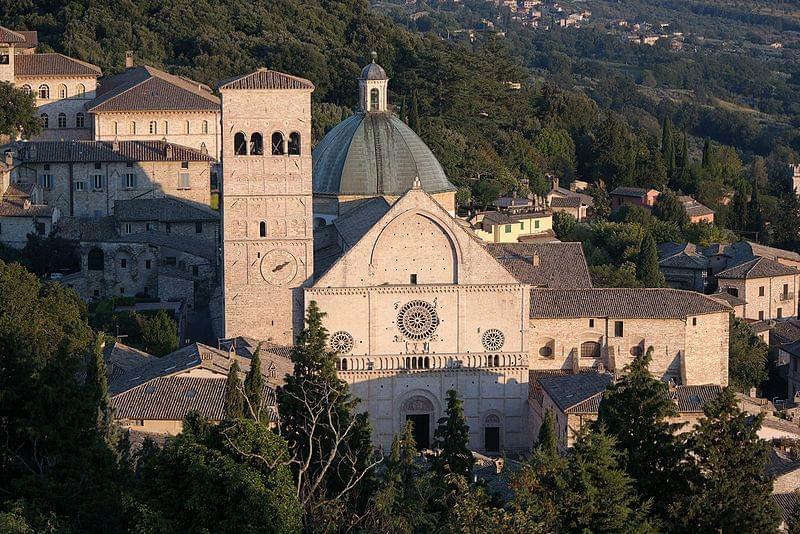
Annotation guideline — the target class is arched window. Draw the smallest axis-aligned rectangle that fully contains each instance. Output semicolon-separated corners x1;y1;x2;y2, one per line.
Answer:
88;248;104;271
580;341;601;359
202;120;209;134
148;121;157;134
424;356;430;369
412;357;417;369
21;84;31;95
259;221;267;237
405;356;411;369
341;358;348;371
493;354;500;367
271;132;285;155
40;113;48;129
370;88;380;110
38;84;50;99
76;112;85;128
76;84;85;97
288;132;301;155
130;121;136;134
234;132;247;155
57;113;67;128
250;133;264;156
58;84;68;99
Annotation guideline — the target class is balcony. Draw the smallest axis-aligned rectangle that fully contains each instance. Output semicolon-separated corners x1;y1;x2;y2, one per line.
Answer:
780;292;795;302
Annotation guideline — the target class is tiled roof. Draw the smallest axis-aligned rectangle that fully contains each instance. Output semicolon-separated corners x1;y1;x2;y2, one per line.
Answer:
772;493;798;525
772;319;800;345
610;186;654;198
529;288;731;319
14;53;101;77
538;372;613;414
780;338;800;358
486;242;592;289
480;210;551;226
56;216;118;242
671;384;722;412
678;196;714;217
16;140;214;163
90;66;219;112
111;375;276;422
113;198;219;222
217;69;315;91
743;318;770;333
333;197;390;248
658;242;709;270
716;256;798;279
708;291;747;307
0;26;25;43
550;196;582;208
104;341;156;383
5;182;34;197
0;197;54;218
116;230;216;260
16;31;37;48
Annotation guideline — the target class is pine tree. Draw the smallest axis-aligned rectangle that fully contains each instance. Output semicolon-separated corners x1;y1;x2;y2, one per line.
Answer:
408;91;420;132
432;389;473;481
598;347;685;524
223;360;244;419
86;333;118;448
535;410;557;457
661;117;676;178
676;388;780;532
243;347;264;420
636;232;665;287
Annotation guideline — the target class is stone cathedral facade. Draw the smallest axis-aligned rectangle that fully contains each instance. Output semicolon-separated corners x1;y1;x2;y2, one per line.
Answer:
220;59;733;454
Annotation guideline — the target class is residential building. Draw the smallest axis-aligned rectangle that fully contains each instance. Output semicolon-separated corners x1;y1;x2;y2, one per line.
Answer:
658;242;710;292
716;257;799;321
679;195;715;224
609;186;659;211
545;179;592;221
470;209;554;243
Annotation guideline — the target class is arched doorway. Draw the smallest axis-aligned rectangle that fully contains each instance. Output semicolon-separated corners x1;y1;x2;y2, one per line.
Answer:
400;395;435;449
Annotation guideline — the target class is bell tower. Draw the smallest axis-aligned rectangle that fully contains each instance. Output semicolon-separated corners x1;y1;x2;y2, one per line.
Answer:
358;52;389;113
219;69;315;344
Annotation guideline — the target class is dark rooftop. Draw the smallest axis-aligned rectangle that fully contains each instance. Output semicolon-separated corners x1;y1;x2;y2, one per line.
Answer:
218;69;315;91
486;242;592;289
14;53;101;77
16;140;214;163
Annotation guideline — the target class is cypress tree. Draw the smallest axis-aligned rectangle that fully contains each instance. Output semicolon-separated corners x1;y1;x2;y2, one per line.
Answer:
636;232;665;287
536;410;557;457
702;138;711;168
730;180;749;231
597;347;686;524
244;347;264;420
661;117;676;178
223;360;245;419
680;130;689;168
408;91;420;132
86;333;118;447
774;192;800;251
747;176;764;238
432;389;473;481
676;388;780;532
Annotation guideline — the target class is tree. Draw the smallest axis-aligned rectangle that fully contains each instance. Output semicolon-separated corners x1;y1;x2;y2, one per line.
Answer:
701;138;711;168
675;388;780;532
134;417;302;533
432;389;474;482
636;232;665;287
535;410;557;456
85;333;119;448
773;192;800;251
747;174;765;239
728;316;769;392
277;302;378;530
652;190;689;228
598;347;685;523
587;181;611;219
661;116;676;178
140;310;178;356
729;179;749;231
0;82;41;139
244;346;265;420
223;360;245;419
408;91;420;132
552;211;576;240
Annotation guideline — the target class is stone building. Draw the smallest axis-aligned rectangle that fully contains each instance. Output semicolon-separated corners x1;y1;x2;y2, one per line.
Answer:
609;186;659;211
0;151;59;247
657;242;710;292
1;27;101;141
88;64;221;159
678;195;715;224
545;179;592;221
10;139;214;216
716;257;799;321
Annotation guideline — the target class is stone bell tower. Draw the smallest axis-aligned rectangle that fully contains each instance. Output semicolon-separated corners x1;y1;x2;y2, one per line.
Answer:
218;69;315;344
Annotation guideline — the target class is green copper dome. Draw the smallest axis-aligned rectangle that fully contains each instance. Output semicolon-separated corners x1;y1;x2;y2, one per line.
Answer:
312;112;456;196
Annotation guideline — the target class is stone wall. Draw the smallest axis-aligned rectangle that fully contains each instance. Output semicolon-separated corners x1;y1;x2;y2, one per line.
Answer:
16;75;98;142
719;274;799;321
0;214;52;248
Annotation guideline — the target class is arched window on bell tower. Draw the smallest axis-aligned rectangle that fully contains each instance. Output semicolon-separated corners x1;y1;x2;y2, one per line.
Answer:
358;51;389;113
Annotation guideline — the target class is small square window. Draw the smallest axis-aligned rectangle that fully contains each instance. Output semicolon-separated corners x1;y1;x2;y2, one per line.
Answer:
120;259;127;268
759;310;765;321
504;224;512;233
614;321;624;337
692;317;697;326
195;222;202;233
145;259;152;270
75;181;86;191
43;164;50;171
589;319;594;328
126;162;133;168
94;163;101;170
410;274;417;284
778;308;783;319
124;223;132;234
146;222;156;231
120;287;125;295
759;286;765;297
534;220;540;229
181;161;189;169
192;265;199;277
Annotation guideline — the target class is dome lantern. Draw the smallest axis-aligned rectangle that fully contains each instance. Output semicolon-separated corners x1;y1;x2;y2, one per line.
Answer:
358;52;389;113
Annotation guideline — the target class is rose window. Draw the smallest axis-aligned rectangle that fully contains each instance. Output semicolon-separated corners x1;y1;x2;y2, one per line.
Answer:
482;329;505;351
329;331;354;354
397;300;440;341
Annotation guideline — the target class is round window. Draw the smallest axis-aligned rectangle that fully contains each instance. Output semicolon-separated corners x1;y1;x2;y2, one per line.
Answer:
397;300;440;341
329;331;354;354
482;329;505;351
539;345;553;358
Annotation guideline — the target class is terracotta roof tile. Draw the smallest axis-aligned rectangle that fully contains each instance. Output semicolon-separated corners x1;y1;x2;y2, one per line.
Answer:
14;53;101;77
0;26;26;43
610;186;655;198
487;242;592;288
113;198;219;222
550;196;582;208
16;140;214;163
771;493;797;524
716;256;798;279
671;384;722;412
530;288;731;319
538;372;613;413
218;68;315;91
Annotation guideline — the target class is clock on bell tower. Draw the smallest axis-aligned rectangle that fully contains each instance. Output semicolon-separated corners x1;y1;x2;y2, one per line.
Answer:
218;69;315;344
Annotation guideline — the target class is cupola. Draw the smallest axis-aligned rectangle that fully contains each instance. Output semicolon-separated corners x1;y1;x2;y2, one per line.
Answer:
358;52;389;113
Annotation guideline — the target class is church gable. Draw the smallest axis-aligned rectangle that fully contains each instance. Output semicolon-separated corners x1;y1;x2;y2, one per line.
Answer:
313;184;518;288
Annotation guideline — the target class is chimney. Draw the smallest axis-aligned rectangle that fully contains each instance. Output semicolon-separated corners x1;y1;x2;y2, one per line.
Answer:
125;50;134;69
531;251;540;267
4;150;12;166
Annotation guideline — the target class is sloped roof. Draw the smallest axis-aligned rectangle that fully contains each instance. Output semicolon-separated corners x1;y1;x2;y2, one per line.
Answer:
14;53;101;77
333;197;391;248
104;341;156;383
16;140;214;163
113;198;219;222
772;493;798;525
671;384;722;412
716;256;798;279
360;59;388;81
538;372;612;414
217;68;314;91
658;242;709;270
550;196;582;208
480;210;551;226
708;291;747;307
56;216;118;241
678;195;715;218
90;66;219;112
530;288;731;319
610;186;655;198
16;31;37;49
486;242;592;289
115;230;215;260
773;319;800;346
0;26;25;44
